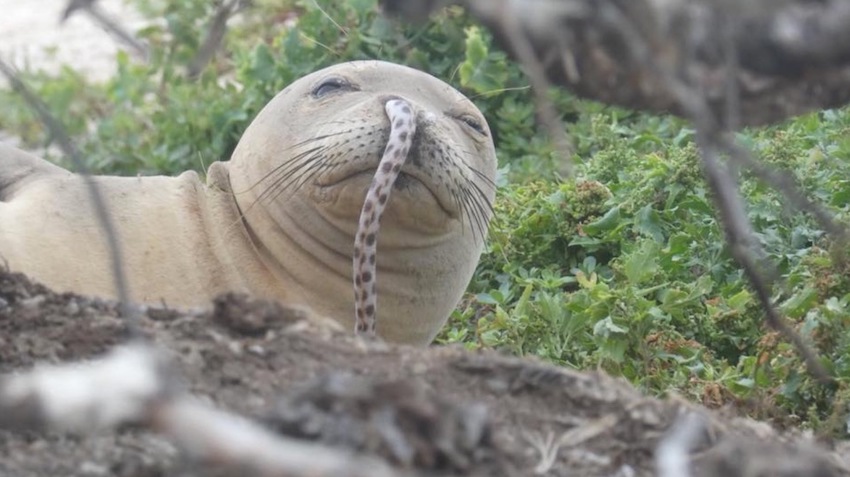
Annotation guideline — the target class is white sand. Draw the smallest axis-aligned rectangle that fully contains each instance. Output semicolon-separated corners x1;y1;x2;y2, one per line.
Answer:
0;0;147;146
0;0;146;82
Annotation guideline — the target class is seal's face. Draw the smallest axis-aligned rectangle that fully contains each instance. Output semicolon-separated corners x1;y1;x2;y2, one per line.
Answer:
228;61;497;344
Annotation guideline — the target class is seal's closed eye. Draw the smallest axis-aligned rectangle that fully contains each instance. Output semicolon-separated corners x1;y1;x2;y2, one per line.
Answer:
312;76;357;98
456;114;487;137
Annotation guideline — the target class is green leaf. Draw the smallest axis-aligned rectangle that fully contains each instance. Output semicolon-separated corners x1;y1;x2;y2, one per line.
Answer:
459;26;507;94
514;283;534;317
780;287;819;319
582;206;621;235
727;289;752;312
248;43;276;83
593;317;628;335
634;205;665;242
622;240;660;285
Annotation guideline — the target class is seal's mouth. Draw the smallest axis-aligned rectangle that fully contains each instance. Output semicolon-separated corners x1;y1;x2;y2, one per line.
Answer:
316;165;457;218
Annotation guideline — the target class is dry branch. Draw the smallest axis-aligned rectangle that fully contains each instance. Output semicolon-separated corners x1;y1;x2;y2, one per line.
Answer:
187;0;251;78
62;0;149;60
380;0;846;385
0;343;402;477
0;59;138;327
655;413;706;477
381;0;850;128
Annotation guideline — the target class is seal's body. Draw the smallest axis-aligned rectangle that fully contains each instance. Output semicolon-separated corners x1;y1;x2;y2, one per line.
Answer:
0;61;497;345
0;149;268;305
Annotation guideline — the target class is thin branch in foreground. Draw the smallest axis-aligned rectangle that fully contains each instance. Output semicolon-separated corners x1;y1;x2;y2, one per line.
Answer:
600;3;833;383
62;0;149;60
0;343;403;477
0;59;139;330
383;0;576;176
655;412;706;477
723;137;849;248
592;3;834;384
699;134;832;383
384;0;840;384
187;0;248;79
382;0;840;385
0;343;168;432
494;8;576;177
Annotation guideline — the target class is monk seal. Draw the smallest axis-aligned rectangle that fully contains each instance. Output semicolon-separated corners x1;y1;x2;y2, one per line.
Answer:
0;61;497;345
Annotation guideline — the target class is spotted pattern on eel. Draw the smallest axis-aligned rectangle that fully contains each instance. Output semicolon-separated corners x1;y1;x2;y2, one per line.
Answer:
353;98;417;336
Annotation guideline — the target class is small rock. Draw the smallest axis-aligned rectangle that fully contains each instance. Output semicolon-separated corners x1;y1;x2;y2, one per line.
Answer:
78;461;108;476
485;378;509;394
247;344;267;356
64;301;80;316
19;295;46;309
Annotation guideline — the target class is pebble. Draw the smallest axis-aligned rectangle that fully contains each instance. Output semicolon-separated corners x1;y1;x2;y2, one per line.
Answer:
20;295;46;309
64;301;80;316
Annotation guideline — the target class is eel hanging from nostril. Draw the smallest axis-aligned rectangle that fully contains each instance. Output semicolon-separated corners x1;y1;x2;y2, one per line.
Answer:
353;99;417;336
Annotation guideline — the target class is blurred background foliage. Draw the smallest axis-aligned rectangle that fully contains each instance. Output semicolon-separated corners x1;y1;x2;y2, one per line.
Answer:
1;0;849;434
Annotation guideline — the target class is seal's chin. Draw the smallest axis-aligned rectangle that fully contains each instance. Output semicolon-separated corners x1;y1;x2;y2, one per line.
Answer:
312;170;455;232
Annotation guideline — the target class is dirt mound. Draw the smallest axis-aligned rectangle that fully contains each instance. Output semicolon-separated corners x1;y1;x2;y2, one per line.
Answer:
0;269;847;476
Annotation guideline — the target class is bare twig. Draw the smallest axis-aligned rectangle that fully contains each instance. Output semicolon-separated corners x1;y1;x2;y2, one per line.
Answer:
655;412;706;477
699;133;832;383
187;0;249;79
723;137;849;247
62;0;149;60
380;0;850;127
383;0;839;383
383;0;575;176
0;344;402;477
524;413;619;474
0;343;168;431
720;11;741;133
486;4;575;176
594;2;833;384
0;59;139;329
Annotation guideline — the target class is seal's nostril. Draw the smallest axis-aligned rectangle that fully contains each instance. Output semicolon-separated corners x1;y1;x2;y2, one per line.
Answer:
380;94;403;105
419;110;437;126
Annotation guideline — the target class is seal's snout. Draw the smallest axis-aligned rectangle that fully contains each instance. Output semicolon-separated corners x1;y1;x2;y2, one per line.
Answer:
379;95;436;129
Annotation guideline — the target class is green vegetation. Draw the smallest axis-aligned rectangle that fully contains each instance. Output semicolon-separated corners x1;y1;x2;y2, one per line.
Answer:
2;0;849;433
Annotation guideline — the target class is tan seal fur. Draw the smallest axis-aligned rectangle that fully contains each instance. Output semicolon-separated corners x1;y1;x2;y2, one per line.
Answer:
0;60;497;345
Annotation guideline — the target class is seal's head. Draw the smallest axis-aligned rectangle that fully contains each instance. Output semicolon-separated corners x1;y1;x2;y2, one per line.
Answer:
228;60;497;345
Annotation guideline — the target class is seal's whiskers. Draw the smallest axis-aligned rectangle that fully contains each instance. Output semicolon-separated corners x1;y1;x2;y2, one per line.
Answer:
353;99;416;336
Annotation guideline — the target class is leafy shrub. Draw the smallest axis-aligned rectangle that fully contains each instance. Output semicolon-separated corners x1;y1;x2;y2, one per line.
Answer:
445;106;850;431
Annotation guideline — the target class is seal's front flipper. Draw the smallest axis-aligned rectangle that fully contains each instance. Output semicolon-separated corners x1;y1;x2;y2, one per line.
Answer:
0;143;69;201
